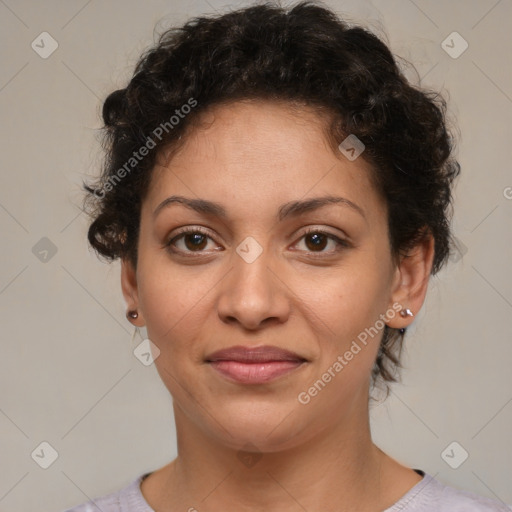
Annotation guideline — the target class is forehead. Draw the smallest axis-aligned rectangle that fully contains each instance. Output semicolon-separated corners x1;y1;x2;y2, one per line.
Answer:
145;99;386;223
167;99;339;164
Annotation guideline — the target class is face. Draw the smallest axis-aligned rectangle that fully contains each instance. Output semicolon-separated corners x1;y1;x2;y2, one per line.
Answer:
122;99;408;452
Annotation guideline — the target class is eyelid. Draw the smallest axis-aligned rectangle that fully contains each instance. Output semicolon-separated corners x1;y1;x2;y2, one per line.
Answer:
171;225;212;238
296;225;349;242
164;226;218;252
292;226;351;252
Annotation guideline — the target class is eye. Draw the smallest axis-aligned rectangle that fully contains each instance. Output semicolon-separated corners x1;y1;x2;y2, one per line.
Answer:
164;226;350;256
292;227;350;255
165;227;219;255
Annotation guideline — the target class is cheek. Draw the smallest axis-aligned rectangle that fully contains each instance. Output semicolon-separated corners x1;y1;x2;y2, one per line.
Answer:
137;264;205;356
310;261;388;332
138;272;206;400
302;263;389;383
302;279;386;410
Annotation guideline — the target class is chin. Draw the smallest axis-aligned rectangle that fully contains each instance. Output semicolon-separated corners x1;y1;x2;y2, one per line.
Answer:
206;401;313;453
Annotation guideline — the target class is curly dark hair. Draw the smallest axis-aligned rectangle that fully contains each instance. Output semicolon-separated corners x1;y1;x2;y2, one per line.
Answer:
82;0;460;395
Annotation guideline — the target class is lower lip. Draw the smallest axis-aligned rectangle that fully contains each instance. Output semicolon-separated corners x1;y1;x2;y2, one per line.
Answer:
208;360;305;384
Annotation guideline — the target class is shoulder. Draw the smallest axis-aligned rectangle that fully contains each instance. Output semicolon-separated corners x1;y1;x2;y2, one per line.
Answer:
395;473;511;512
61;489;121;512
435;481;511;512
60;473;152;512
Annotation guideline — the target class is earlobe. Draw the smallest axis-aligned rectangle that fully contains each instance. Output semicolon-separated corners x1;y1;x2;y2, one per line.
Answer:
121;258;145;326
386;230;435;329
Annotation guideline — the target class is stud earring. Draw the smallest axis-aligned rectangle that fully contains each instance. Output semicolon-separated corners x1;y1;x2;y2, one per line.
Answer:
126;309;138;320
400;308;414;318
398;308;413;335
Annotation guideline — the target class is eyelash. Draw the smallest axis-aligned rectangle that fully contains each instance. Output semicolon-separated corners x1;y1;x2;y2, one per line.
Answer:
164;226;350;257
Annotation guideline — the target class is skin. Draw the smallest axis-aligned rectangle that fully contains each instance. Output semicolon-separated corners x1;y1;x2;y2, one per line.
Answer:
121;99;435;512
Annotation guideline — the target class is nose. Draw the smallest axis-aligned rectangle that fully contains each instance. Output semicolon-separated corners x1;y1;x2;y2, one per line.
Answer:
216;246;290;330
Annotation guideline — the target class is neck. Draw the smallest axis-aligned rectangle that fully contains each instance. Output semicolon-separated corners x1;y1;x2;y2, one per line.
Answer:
153;398;397;512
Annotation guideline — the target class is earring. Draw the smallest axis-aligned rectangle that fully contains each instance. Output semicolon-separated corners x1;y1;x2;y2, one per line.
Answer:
398;307;413;335
126;309;138;320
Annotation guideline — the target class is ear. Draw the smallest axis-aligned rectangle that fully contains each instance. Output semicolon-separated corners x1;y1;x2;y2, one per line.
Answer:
386;229;435;329
121;258;145;327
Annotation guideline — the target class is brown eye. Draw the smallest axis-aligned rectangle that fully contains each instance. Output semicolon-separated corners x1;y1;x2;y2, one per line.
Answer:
165;228;216;254
293;228;349;255
182;232;208;251
304;232;329;251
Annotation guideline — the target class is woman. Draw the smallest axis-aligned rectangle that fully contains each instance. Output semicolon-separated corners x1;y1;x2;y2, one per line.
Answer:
66;1;508;510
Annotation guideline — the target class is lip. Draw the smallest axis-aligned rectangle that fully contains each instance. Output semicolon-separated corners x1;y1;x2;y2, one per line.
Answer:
205;345;308;384
205;345;306;363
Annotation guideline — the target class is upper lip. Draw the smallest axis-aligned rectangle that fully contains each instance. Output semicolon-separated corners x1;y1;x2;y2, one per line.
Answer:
205;345;307;363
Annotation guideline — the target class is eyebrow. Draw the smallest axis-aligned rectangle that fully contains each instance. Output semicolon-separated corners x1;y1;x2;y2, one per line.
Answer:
153;194;366;222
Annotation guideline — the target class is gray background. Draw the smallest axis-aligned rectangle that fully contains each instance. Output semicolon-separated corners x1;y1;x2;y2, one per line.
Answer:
1;0;511;511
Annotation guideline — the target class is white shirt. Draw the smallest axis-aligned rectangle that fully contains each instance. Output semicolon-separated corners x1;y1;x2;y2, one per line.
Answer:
62;470;511;511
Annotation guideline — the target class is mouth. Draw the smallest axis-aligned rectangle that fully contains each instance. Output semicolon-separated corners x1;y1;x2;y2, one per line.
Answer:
205;345;308;384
